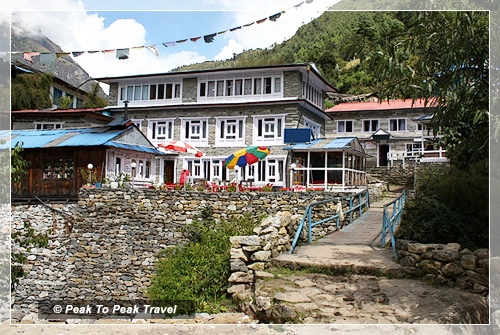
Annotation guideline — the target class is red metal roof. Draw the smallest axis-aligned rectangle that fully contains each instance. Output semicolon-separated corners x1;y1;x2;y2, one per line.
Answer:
326;99;437;112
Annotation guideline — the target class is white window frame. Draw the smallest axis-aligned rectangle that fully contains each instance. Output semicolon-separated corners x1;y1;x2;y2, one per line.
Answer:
303;117;321;139
147;118;174;145
118;81;182;106
131;119;143;130
180;117;209;146
197;72;283;103
362;119;379;132
252;114;285;146
389;118;407;132
34;122;65;130
337;120;354;133
215;116;246;147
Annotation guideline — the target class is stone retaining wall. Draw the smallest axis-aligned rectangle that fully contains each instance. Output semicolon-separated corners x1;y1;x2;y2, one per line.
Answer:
396;240;489;295
12;185;384;316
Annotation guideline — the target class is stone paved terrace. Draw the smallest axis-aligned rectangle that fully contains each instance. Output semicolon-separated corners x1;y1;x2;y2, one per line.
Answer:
273;187;406;276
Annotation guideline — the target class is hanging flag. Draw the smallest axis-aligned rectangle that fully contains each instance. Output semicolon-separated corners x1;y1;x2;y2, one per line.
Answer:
217;30;228;35
256;18;267;24
190;36;202;42
72;51;85;57
23;52;40;64
243;22;255;27
56;52;70;58
269;12;282;22
176;39;188;44
146;45;159;57
230;26;242;32
162;41;176;48
306;0;313;3
88;50;100;54
294;1;304;7
203;33;216;43
116;48;129;60
39;53;56;65
102;49;115;54
131;46;144;50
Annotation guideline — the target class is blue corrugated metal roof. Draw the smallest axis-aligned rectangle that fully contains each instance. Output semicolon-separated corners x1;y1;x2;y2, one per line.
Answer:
283;139;324;150
1;127;164;155
323;137;355;149
106;141;164;155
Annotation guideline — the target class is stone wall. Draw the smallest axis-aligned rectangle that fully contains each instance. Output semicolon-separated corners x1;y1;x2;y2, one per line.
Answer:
13;186;380;316
396;240;489;295
367;165;415;186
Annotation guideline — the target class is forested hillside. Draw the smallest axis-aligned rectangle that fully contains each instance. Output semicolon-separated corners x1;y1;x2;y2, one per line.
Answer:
174;11;419;94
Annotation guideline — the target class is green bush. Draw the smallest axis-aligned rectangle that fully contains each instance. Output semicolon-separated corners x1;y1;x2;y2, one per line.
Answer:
396;160;488;250
148;207;256;312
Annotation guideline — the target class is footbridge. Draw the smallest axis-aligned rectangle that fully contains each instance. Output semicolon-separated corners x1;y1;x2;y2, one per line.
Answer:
274;187;407;275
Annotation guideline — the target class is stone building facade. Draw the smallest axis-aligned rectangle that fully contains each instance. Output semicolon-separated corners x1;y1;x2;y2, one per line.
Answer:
97;64;338;187
326;99;447;168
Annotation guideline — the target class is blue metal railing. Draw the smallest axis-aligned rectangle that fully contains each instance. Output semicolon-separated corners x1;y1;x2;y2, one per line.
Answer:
382;190;406;259
289;189;370;254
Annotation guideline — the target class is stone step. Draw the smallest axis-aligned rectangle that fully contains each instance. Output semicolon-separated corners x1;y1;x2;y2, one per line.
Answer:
272;244;404;278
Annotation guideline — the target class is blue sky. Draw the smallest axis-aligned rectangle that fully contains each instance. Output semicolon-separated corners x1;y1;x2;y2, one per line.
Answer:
9;0;339;80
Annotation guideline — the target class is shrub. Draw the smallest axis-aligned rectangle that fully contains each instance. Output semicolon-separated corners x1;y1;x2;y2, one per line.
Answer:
396;160;488;250
148;207;256;312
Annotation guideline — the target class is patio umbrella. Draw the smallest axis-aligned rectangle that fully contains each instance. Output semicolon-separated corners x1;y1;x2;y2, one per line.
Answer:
158;141;204;157
223;146;270;169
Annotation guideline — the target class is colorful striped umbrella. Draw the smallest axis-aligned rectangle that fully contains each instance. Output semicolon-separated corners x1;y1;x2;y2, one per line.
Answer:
223;146;270;169
158;141;204;157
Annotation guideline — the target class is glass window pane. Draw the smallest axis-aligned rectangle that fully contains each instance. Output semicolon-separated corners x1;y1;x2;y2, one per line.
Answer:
226;80;233;96
175;84;181;98
150;85;157;99
158;84;165;99
235;79;242;95
208;81;215;97
142;85;149;100
200;82;206;97
217;81;224;96
126;86;133;100
166;84;173;99
244;79;252;95
254;78;262;94
274;77;281;93
134;85;141;100
264;77;272;94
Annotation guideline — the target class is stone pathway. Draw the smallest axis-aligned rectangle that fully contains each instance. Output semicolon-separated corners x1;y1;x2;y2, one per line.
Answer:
273;187;406;276
254;271;489;324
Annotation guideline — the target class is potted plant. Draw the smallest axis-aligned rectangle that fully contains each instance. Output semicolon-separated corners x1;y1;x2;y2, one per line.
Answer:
102;177;110;188
108;174;119;189
122;174;131;188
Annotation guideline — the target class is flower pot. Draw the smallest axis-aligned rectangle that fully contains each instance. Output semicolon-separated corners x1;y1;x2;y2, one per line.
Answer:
110;181;119;189
123;181;131;188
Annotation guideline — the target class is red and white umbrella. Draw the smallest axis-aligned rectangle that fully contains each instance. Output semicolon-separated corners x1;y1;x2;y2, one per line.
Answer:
158;141;204;157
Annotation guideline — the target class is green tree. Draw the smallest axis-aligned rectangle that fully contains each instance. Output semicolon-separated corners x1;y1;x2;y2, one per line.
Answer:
57;96;73;109
11;142;30;185
83;83;108;108
370;11;489;169
11;73;53;111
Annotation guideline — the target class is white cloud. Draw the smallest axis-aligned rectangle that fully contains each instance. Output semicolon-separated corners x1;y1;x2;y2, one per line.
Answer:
214;39;244;61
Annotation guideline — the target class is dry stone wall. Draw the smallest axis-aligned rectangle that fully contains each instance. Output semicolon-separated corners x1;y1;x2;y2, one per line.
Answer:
12;185;383;316
396;240;489;295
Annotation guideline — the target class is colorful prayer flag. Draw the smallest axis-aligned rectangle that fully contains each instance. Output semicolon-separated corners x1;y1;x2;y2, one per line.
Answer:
39;53;56;65
162;42;176;48
217;30;228;35
23;52;40;64
294;1;304;7
116;48;129;60
204;33;216;43
190;36;202;42
146;45;159;57
243;22;255;27
176;39;188;44
72;51;84;57
55;52;70;58
256;18;267;24
102;49;115;54
269;13;282;22
230;26;242;32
